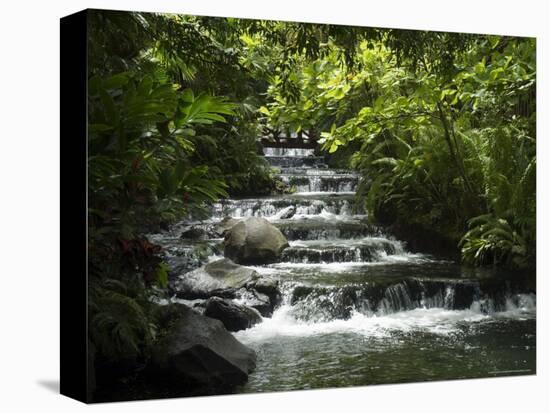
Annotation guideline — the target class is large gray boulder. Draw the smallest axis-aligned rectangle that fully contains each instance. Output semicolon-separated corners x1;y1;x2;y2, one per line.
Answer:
224;217;289;264
204;297;262;332
172;258;260;299
151;304;256;388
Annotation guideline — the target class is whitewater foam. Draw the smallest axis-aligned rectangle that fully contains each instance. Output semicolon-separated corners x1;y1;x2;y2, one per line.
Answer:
235;293;536;344
269;252;437;271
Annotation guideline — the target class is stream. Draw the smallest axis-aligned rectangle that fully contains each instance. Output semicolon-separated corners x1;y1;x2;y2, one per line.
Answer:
151;147;536;393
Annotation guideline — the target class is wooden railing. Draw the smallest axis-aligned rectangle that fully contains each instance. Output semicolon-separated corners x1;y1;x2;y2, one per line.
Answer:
261;127;319;148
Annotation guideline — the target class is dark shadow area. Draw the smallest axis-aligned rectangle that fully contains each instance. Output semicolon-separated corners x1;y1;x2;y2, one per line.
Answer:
37;379;60;394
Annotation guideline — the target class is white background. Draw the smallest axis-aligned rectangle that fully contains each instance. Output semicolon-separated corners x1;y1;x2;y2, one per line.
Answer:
0;0;548;411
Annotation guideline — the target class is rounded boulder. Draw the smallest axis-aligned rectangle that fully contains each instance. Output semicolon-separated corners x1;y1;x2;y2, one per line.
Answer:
224;217;289;265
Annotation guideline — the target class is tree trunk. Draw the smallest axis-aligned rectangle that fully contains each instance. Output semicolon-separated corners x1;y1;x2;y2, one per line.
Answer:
436;102;474;195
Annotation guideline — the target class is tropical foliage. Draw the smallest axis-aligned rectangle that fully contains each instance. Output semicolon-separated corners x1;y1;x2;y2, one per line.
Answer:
87;11;278;366
258;31;535;268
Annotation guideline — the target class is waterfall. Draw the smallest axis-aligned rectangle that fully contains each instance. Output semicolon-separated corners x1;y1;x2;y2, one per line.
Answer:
234;145;535;338
151;142;536;393
154;145;535;329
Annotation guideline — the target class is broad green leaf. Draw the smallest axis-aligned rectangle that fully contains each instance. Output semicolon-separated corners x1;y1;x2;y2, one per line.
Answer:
181;88;194;103
258;106;271;116
103;73;130;90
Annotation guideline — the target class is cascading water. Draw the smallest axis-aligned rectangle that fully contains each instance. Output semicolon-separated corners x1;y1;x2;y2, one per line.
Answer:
153;146;536;393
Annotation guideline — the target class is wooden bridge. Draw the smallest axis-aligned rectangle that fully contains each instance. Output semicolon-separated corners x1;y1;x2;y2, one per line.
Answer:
260;128;319;149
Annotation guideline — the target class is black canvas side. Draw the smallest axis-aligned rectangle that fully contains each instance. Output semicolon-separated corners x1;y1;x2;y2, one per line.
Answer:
60;9;89;403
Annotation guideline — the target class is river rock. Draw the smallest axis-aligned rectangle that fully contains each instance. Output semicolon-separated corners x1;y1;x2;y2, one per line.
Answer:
166;242;221;276
179;219;241;241
172;258;260;299
276;205;296;219
237;288;275;317
217;217;241;235
204;297;262;332
224;217;289;264
249;277;281;299
151;304;256;388
180;225;207;240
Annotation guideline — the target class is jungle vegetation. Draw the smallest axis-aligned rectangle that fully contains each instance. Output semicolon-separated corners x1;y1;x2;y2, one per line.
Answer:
86;10;535;378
